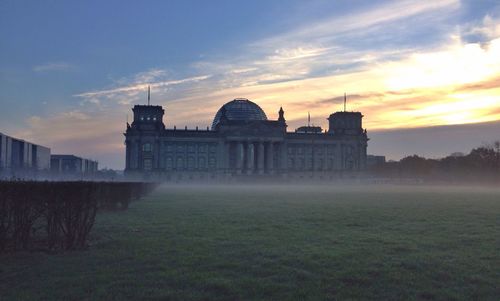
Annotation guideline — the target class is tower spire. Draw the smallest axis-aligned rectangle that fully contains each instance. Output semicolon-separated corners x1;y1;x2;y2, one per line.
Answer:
278;106;285;123
308;111;310;127
148;85;151;106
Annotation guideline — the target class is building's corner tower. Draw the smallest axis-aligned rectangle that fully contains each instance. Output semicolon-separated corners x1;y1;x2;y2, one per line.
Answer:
326;94;368;170
327;111;363;135
130;105;165;131
124;87;165;175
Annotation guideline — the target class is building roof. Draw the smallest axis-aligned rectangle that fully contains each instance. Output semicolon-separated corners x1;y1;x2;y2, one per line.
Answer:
51;154;97;163
295;126;323;134
211;98;268;130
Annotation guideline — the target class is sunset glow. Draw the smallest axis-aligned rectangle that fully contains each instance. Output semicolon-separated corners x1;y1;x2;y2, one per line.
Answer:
1;1;499;168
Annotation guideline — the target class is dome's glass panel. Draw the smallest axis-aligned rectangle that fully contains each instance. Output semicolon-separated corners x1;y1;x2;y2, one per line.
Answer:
211;98;267;129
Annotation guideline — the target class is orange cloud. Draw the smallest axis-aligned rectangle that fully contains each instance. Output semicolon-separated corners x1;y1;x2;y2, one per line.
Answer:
23;9;500;169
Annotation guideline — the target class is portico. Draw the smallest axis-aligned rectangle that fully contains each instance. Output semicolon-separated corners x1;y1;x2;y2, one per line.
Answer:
226;140;280;175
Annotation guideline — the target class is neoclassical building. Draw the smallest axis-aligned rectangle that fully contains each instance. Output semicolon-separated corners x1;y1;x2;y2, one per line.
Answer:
124;98;368;180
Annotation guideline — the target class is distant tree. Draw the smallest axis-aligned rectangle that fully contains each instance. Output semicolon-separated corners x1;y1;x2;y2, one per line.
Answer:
96;168;119;180
399;155;438;177
370;140;500;183
450;152;465;157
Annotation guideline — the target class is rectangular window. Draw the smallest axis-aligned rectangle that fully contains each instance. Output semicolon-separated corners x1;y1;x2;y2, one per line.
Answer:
166;157;173;170
143;159;152;170
308;158;313;170
198;157;206;169
327;145;335;155
176;157;184;170
208;157;216;168
317;159;323;170
188;156;195;170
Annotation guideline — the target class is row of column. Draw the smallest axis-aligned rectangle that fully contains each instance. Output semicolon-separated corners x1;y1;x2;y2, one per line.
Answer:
232;141;276;175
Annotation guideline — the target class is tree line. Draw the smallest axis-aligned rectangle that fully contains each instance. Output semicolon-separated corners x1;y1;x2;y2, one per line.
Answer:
370;141;500;184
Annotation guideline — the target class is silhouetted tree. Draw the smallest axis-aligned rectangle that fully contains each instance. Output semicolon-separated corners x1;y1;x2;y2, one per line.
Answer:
371;140;500;184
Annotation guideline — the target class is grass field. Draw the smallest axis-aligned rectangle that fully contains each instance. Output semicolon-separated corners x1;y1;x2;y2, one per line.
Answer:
1;184;499;300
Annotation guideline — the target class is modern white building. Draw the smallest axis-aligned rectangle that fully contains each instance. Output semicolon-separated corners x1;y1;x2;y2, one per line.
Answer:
50;154;98;176
0;132;51;177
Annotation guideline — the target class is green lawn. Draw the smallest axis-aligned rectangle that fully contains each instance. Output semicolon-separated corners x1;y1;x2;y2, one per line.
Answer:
1;185;499;300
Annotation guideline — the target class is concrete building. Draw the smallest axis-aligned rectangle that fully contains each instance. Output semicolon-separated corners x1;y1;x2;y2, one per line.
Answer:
367;155;386;167
124;98;368;181
0;132;51;177
50;155;98;177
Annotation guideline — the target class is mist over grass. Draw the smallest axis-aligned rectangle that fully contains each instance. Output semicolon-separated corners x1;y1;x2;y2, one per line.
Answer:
1;184;499;300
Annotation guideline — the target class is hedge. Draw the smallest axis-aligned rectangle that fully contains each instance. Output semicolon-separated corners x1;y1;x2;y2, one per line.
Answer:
0;181;158;252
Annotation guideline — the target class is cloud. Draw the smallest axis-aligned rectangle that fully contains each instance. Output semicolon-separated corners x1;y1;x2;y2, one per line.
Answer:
182;0;460;95
230;67;258;74
457;75;500;92
378;37;500;90
80;97;101;106
254;0;459;48
74;74;211;98
132;68;169;83
32;1;500;169
16;110;127;168
71;11;500;134
33;62;75;72
462;14;500;42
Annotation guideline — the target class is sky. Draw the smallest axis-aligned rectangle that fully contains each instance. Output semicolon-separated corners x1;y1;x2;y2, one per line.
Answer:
1;0;499;169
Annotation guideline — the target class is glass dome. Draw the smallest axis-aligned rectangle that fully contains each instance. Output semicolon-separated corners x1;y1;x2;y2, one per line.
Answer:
211;98;267;130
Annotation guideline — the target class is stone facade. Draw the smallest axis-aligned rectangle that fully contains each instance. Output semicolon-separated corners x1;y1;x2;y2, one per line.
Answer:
124;98;368;181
